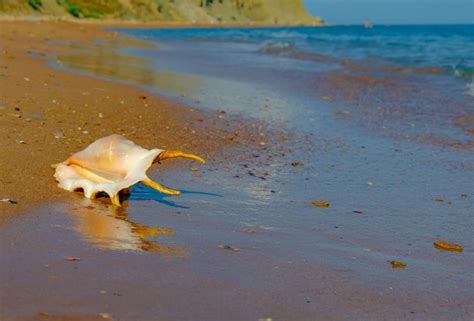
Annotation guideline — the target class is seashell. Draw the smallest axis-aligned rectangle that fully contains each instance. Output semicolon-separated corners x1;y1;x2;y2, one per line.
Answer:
53;134;204;206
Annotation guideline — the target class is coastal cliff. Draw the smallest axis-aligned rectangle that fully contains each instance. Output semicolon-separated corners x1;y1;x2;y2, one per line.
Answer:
0;0;324;25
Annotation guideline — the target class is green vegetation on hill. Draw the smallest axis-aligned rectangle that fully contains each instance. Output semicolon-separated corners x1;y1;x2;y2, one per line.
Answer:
0;0;324;25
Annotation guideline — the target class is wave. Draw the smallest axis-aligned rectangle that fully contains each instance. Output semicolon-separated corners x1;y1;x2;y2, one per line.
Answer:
257;38;474;80
257;40;295;55
257;40;339;65
466;81;474;97
452;64;474;78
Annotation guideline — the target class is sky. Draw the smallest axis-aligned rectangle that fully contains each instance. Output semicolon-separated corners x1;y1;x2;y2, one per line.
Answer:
303;0;474;25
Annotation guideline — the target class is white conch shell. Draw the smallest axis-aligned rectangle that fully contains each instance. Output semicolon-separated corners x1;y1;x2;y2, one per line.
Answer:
53;134;205;206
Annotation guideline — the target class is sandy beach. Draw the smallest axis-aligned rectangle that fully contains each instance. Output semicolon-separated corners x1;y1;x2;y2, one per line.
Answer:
0;19;267;221
1;20;472;321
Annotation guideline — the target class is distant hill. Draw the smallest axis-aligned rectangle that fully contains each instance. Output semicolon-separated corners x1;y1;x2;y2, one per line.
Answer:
0;0;324;25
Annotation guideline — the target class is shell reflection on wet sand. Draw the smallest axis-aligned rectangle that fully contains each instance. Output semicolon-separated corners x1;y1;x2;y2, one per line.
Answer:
71;200;186;255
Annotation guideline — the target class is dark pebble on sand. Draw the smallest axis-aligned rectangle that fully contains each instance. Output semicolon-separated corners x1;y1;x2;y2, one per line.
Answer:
291;161;304;167
218;245;240;252
1;198;17;204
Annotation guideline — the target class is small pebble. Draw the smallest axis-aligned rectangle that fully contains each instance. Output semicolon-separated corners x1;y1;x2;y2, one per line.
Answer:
1;198;17;204
54;131;65;139
64;257;81;262
291;161;304;167
30;113;46;120
218;245;240;252
310;200;330;208
390;260;407;269
245;227;258;234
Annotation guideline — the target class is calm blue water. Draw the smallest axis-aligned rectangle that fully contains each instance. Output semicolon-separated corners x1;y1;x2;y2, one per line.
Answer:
108;25;474;146
117;25;474;78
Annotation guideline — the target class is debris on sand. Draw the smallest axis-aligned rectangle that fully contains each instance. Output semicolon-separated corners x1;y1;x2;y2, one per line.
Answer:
65;257;81;262
1;198;17;204
309;200;330;208
99;312;112;319
291;161;304;167
218;245;240;252
433;240;463;252
244;227;259;235
390;261;407;269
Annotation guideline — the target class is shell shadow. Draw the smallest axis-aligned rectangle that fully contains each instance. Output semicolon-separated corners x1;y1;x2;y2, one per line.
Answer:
124;183;223;209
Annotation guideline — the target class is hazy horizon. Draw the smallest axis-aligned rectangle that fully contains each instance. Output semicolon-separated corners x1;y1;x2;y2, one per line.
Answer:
304;0;473;25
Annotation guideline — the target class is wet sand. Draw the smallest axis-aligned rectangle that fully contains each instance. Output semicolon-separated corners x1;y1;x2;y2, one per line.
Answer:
1;21;473;321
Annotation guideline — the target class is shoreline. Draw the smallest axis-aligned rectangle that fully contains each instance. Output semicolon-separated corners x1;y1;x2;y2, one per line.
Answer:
0;14;326;27
0;20;268;222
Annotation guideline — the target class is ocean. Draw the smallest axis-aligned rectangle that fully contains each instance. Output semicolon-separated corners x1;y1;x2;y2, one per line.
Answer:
119;24;474;78
106;25;474;143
